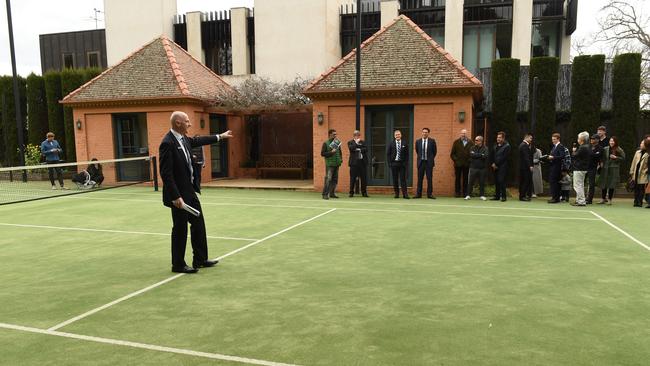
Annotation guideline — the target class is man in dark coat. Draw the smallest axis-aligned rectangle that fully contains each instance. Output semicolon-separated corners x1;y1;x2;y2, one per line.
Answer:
518;133;534;201
386;130;410;199
450;129;473;197
159;111;233;274
347;130;368;197
491;131;511;202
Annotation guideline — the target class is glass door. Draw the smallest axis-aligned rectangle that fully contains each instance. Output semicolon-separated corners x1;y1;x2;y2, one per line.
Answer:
366;106;414;186
209;114;229;178
113;113;148;181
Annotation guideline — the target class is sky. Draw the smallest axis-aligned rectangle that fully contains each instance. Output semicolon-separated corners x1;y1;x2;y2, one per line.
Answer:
0;0;644;76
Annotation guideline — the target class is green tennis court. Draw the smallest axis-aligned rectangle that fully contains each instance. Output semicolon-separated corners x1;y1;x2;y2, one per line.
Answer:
1;187;648;365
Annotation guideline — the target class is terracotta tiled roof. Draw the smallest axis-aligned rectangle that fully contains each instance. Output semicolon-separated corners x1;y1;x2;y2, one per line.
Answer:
62;36;233;105
304;15;482;95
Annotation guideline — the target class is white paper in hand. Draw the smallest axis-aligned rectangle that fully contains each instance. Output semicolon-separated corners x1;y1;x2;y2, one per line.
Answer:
182;202;201;217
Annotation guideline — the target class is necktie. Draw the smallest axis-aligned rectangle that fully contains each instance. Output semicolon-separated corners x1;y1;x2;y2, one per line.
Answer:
423;139;427;161
181;137;194;183
396;141;401;161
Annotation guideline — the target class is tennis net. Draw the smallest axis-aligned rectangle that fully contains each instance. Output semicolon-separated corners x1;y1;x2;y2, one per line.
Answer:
0;156;158;205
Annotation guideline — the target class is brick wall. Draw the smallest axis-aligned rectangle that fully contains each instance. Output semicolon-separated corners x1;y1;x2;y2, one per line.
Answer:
312;93;474;196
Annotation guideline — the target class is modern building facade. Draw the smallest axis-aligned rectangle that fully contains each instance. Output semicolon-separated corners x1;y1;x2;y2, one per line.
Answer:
39;29;107;73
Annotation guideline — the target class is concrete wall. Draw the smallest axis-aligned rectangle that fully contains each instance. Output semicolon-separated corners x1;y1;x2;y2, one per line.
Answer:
444;0;464;61
104;0;177;66
511;0;533;66
186;11;204;63
254;0;342;82
311;93;474;196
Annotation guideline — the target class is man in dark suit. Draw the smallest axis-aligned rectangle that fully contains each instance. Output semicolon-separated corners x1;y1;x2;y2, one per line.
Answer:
347;130;369;197
547;132;566;203
159;111;233;274
414;127;437;199
491;131;511;202
518;133;534;201
387;129;409;199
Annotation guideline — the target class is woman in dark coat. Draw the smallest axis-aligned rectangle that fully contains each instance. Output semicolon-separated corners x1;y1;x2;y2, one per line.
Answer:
599;136;625;205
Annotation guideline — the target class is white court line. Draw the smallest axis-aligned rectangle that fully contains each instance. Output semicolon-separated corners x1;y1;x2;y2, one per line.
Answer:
47;208;336;332
0;322;299;366
590;211;650;252
67;196;597;221
0;222;257;242
89;190;586;213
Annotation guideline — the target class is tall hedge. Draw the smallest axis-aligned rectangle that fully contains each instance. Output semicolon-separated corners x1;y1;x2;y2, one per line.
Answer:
491;58;520;139
60;69;86;162
83;67;102;82
26;73;49;146
529;57;560;147
44;71;65;151
612;53;641;170
569;55;605;140
0;75;27;166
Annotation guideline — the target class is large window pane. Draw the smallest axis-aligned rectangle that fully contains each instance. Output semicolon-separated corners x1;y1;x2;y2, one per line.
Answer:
531;21;560;58
478;24;496;69
463;25;479;73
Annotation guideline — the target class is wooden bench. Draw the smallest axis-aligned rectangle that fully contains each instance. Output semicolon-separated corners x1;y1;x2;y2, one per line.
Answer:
256;154;308;179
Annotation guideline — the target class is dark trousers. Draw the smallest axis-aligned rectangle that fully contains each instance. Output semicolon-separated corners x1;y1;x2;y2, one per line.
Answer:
518;169;532;199
391;163;408;197
494;166;508;199
601;188;615;201
454;166;469;196
586;169;597;203
323;166;339;197
634;183;647;206
46;161;64;187
468;168;486;197
170;196;208;268
349;164;367;195
416;161;433;197
549;168;561;201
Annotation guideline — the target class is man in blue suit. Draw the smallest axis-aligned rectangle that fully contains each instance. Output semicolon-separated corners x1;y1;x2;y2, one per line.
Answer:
547;132;566;203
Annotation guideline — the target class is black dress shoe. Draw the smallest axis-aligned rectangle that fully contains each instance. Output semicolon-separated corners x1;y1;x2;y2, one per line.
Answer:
428;195;436;199
193;260;219;268
519;197;531;202
322;195;329;200
490;197;501;201
403;195;410;199
330;195;339;199
501;198;507;202
349;193;354;197
172;265;198;274
362;193;369;197
547;199;560;204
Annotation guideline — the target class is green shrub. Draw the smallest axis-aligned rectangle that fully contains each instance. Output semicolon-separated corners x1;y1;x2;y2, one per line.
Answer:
491;58;520;182
569;55;605;140
60;69;86;162
529;57;560;144
0;75;27;166
44;71;65;150
22;143;42;166
611;53;641;174
26;73;49;146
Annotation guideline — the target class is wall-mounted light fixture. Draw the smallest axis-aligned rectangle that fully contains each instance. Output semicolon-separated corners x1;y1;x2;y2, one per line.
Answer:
317;112;324;125
76;119;82;130
458;109;466;123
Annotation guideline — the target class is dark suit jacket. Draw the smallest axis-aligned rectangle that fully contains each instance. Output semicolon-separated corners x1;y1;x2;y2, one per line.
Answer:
347;139;368;167
549;142;566;173
519;141;533;171
387;140;409;166
415;137;437;168
159;131;219;208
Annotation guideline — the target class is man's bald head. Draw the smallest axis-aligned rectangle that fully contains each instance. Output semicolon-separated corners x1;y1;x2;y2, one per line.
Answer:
170;111;191;134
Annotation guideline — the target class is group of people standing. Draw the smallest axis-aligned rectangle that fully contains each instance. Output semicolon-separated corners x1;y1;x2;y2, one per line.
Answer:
320;126;650;208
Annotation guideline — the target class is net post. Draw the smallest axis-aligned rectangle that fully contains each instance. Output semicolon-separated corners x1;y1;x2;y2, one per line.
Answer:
151;156;159;191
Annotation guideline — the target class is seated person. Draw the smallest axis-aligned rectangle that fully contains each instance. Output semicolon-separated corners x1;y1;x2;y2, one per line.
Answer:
87;158;104;187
